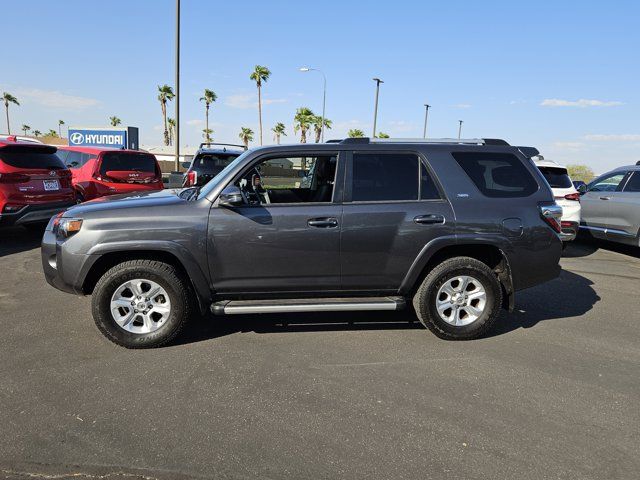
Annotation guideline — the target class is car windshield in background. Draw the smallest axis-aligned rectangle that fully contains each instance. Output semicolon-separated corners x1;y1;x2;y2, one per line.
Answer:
0;147;66;170
193;154;239;173
100;152;156;175
538;166;573;189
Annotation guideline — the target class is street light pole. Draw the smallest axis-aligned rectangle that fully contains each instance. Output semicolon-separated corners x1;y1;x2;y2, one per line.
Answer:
299;67;327;142
423;104;430;138
372;78;383;138
458;120;463;139
174;0;180;172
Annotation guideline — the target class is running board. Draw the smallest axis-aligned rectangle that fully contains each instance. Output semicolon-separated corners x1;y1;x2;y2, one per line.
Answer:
211;296;406;315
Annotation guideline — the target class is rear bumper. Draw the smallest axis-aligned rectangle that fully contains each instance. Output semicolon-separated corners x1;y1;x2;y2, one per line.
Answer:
0;200;76;227
560;221;579;241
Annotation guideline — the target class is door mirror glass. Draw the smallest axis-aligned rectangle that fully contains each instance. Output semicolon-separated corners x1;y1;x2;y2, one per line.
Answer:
577;183;588;194
218;185;243;207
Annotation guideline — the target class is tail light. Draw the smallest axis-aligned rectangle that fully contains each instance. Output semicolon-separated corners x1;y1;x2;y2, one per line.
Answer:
0;172;30;183
185;171;197;187
564;193;580;201
539;203;563;234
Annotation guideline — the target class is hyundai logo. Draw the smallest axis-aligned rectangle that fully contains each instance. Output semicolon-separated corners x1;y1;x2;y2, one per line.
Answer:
69;132;84;145
49;170;57;177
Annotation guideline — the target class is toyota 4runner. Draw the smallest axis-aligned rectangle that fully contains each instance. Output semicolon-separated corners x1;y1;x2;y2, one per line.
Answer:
42;138;563;348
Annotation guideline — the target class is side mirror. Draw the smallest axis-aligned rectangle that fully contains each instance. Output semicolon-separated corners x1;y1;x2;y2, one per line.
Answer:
218;185;243;207
577;184;588;194
181;162;190;169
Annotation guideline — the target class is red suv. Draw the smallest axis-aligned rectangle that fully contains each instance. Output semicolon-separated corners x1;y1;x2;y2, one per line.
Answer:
56;146;163;202
0;138;76;228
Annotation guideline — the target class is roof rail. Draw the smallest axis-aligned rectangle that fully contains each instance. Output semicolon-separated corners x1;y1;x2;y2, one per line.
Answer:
340;137;510;146
517;146;540;158
199;142;247;150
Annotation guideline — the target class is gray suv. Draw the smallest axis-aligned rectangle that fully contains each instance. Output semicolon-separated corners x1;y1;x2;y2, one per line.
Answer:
42;138;563;348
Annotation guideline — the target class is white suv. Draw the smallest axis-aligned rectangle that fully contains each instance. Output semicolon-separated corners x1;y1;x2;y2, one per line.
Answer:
534;157;581;242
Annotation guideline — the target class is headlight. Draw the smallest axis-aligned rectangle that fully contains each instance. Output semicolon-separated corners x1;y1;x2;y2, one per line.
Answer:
53;216;83;238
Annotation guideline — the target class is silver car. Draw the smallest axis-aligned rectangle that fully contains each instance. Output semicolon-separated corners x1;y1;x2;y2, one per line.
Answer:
579;162;640;246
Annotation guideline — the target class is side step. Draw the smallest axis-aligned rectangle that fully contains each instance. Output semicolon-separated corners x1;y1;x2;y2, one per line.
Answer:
211;296;406;315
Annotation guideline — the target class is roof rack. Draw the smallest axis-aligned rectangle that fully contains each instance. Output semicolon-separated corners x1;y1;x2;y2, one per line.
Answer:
337;137;510;146
517;146;541;158
199;142;247;150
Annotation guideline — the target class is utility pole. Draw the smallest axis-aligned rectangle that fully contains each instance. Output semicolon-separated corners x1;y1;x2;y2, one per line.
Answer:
458;120;463;139
423;104;430;138
174;0;180;172
372;78;384;138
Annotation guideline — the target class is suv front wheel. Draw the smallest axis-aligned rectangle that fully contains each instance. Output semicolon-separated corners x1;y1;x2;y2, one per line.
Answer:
413;256;503;340
91;259;193;348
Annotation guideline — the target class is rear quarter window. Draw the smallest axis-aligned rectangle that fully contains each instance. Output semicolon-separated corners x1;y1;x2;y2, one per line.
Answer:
538;166;573;189
453;152;539;198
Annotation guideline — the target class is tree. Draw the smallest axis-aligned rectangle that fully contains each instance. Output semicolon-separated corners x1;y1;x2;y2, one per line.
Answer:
293;107;315;144
2;92;20;134
199;89;217;140
272;122;287;144
312;116;332;143
202;128;213;142
167;117;176;146
376;132;390;138
157;84;175;146
567;164;595;183
33;130;41;137
249;65;271;145
109;116;121;127
21;124;31;136
58;119;65;137
348;128;365;138
46;129;59;138
239;127;254;148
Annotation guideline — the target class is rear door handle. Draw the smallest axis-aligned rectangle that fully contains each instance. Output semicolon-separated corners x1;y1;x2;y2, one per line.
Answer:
307;217;338;228
414;214;445;225
599;196;611;201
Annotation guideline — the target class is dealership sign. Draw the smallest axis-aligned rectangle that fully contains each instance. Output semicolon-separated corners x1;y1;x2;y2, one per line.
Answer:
67;127;139;149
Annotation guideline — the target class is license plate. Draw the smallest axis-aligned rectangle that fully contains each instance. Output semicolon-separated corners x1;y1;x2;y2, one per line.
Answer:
43;179;60;191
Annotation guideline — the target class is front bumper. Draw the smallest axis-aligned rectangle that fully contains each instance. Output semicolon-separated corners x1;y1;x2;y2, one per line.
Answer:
0;200;76;227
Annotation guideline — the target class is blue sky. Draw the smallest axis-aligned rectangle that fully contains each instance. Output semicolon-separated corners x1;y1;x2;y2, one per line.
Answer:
3;0;639;172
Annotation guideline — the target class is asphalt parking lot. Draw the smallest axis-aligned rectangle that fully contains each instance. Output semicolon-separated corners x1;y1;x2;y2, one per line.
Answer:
1;227;639;480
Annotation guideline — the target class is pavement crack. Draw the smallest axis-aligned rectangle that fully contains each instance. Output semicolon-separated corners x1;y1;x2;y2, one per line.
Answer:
0;469;160;480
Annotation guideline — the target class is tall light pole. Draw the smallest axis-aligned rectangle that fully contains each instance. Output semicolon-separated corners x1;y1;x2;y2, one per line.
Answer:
458;120;463;139
299;67;327;142
423;104;430;138
372;77;384;138
174;0;180;171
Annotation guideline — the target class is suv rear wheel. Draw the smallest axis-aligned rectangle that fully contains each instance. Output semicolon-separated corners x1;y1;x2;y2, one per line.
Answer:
413;256;502;340
91;259;193;348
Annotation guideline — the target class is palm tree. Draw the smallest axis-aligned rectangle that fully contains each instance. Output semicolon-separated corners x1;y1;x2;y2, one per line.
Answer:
46;129;59;138
312;116;333;143
109;116;121;127
272;122;287;144
293;107;315;144
199;89;217;139
58;119;65;137
2;92;20;134
348;128;365;138
239;127;254;148
249;65;271;145
157;84;175;146
33;130;41;137
376;132;390;138
21;124;31;136
167;117;176;145
202;128;213;142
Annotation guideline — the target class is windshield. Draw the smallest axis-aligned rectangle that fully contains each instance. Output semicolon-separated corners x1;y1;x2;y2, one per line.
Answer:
196;150;252;200
100;152;157;175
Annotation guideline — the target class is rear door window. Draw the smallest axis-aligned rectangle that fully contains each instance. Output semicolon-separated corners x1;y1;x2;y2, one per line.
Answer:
538;166;573;188
0;146;67;170
99;152;157;175
351;153;420;202
453;152;538;198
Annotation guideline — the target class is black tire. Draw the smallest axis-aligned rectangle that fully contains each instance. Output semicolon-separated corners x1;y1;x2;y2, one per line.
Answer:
91;259;194;348
76;191;85;204
412;256;502;340
22;222;47;233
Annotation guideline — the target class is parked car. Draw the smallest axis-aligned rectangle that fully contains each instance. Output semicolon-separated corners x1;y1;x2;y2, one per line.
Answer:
42;137;563;348
533;157;581;242
578;162;640;246
0;137;75;229
56;146;163;202
182;143;245;187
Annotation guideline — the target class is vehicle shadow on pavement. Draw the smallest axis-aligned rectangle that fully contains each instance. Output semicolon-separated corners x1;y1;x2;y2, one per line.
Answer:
0;226;43;257
564;236;640;259
175;270;599;346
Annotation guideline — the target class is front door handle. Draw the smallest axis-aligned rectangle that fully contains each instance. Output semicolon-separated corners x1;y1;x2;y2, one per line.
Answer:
414;214;445;225
307;217;338;228
599;196;611;201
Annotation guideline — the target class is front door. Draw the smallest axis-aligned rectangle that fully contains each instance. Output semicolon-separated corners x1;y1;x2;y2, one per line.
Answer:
340;151;454;290
606;171;640;241
208;152;343;294
581;172;627;238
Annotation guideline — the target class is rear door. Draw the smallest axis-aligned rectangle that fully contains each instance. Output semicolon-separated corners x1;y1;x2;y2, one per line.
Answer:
581;172;627;237
340;151;454;291
605;171;640;241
